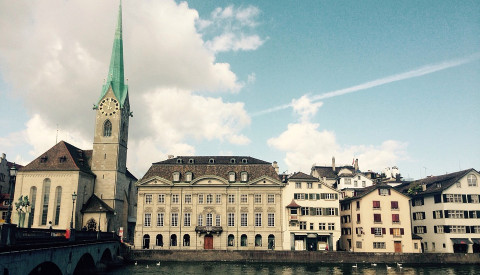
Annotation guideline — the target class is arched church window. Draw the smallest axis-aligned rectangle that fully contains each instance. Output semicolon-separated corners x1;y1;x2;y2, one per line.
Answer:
53;186;62;225
40;179;51;225
103;120;112;137
28;187;37;228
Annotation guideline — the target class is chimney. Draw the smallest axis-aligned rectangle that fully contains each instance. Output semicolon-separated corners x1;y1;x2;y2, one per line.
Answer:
332;156;335;171
354;159;359;172
272;161;279;174
422;183;427;191
168;155;174;160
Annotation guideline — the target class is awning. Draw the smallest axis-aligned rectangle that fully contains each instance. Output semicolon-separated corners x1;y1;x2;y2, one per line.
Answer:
307;233;317;238
451;238;472;244
471;238;480;244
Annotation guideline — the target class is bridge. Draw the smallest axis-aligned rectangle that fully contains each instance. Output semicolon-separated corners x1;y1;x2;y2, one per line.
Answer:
0;224;122;275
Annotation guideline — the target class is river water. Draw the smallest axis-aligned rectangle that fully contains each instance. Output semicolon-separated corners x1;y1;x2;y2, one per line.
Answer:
107;261;479;275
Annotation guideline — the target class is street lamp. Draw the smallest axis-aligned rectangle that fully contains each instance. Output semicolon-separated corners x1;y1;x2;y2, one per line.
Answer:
6;163;18;224
98;206;102;232
70;192;77;229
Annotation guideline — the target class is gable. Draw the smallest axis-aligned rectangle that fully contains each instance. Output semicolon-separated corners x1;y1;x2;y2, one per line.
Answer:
248;176;283;186
137;176;172;186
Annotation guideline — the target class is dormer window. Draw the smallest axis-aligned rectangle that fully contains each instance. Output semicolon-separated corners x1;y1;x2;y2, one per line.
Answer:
230;158;236;164
229;172;236;182
40;156;48;163
241;172;248;182
241;158;248;164
59;156;67;163
176;159;183;164
185;172;193;182
173;172;180;182
208;158;215;164
188;159;195;164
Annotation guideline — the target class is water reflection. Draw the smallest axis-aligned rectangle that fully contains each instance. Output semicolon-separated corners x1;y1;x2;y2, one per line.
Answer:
107;262;479;275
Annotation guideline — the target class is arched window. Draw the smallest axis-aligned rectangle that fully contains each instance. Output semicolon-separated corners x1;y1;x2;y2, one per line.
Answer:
228;172;236;182
156;234;163;247
183;234;190;247
255;234;262;247
53;186;62;225
170;234;177;246
268;234;275;250
28;187;37;228
173;172;180;182
103;120;112;137
468;174;477;186
241;234;247;247
40;179;51;225
228;234;235;247
185;172;193;182
143;234;150;249
241;172;248;182
86;218;97;231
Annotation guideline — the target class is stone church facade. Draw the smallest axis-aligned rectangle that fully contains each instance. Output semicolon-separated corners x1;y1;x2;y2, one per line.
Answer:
12;3;137;240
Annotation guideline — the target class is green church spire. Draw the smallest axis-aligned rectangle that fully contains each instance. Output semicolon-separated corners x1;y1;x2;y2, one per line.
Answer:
98;1;128;107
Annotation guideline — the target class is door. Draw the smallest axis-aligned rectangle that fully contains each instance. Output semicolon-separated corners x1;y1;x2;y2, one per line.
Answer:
204;234;213;249
394;241;402;253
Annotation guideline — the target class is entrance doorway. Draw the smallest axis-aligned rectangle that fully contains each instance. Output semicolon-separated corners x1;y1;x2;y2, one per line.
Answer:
394;241;402;252
453;244;468;253
306;237;317;251
204;234;213;249
143;234;150;249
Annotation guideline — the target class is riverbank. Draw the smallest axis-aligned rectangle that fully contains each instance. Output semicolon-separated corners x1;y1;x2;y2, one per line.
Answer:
127;249;480;265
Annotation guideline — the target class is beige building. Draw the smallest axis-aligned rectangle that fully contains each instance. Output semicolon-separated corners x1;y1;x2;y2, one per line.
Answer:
134;156;284;250
340;184;421;253
282;172;340;251
396;169;480;253
11;3;137;240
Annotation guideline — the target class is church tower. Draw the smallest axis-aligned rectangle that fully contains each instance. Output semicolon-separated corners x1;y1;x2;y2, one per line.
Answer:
91;1;132;220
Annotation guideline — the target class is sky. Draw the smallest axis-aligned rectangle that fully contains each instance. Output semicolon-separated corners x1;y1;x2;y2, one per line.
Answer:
0;0;479;180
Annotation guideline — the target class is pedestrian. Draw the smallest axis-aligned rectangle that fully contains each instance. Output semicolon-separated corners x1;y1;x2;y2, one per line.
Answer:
48;221;52;230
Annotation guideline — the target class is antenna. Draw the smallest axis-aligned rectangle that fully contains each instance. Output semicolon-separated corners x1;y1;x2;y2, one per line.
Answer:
56;124;59;144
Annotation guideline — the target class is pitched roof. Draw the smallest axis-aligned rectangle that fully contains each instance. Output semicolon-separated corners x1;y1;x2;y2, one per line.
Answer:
286;199;301;208
395;169;477;198
341;184;402;202
311;165;355;179
140;156;279;183
289;172;318;181
81;194;115;213
20;141;94;175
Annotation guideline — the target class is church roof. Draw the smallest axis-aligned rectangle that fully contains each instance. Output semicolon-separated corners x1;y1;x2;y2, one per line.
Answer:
97;1;128;107
20;141;94;175
81;194;115;213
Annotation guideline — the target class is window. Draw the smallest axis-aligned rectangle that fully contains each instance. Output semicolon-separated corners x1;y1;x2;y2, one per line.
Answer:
241;234;247;246
206;194;213;204
392;214;400;223
448;225;466;233
255;213;262;227
356;201;360;209
171;213;178;227
176;158;183;164
198;214;203;226
356;227;364;235
291;208;298;215
241;158;248;164
157;213;164;226
228;213;235;227
28;187;37;228
435;226;444;234
183;234;190;247
144;213;152;226
372;227;383;236
295;182;302;189
299;221;306;230
413;212;425;220
319;223;326;230
170;234;177;246
328;223;335;230
216;215;221;226
362;181;366;187
255;234;262;247
316;208;322;215
391;201;399;209
446;210;464;219
268;213;275;227
208;158;215;164
468;174;477;186
414;226;427;234
241;172;248;182
241;213;247;227
354;180;358;187
184;213;191;226
59;156;67;163
374;214;382;223
188;158;194;164
444;194;461;203
268;194;275;203
391;228;403;236
357;213;361;223
323;193;336;200
158;194;165;203
254;194;262;203
40;156;48;163
206;213;213;226
326;208;336;216
173;172;180;182
103;120;112;137
184;194;192;204
172;194;179;204
433;210;443;219
310;223;314;230
228;234;235;247
41;179;51;225
379;188;390;196
198;194;204;204
240;194;248;203
307;183;312;189
228;194;235;204
185;172;192;182
53;186;62;225
318;183;322;188
294;193;306;200
145;194;152;204
456;182;461;188
301;207;310;216
345;178;351;185
230;158;236;164
228;172;236;182
356;241;362;248
373;201;380;209
216;194;221;204
373;242;386;249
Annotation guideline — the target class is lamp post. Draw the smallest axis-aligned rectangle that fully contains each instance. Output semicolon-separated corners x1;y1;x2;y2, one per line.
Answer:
6;163;18;224
98;206;102;232
70;192;77;229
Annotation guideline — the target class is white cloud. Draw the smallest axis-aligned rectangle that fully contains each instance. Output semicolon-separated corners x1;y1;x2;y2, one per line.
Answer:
247;73;256;84
291;95;323;122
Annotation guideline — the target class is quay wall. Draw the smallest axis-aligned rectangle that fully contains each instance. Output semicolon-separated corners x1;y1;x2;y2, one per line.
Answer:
129;250;480;265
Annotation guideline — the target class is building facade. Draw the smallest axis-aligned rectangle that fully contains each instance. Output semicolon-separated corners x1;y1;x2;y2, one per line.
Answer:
396;169;480;253
339;184;421;253
134;156;284;250
282;172;340;251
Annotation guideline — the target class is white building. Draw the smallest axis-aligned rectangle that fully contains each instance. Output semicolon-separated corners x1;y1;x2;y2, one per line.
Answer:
282;172;340;251
396;169;480;253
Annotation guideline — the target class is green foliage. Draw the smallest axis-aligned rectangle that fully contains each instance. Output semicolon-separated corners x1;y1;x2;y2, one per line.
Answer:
407;184;423;195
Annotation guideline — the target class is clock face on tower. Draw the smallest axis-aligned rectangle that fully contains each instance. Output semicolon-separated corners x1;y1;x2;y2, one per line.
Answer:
99;97;120;116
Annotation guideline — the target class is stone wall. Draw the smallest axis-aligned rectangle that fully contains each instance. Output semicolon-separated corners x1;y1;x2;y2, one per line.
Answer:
130;249;480;264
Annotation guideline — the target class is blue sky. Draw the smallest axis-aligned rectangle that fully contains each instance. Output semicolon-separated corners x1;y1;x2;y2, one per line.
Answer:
0;0;479;180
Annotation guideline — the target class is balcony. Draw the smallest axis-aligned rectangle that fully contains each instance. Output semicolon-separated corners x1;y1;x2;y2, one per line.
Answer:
290;215;298;221
195;226;223;235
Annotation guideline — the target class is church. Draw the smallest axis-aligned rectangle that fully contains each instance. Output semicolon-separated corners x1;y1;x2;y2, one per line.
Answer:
12;3;137;241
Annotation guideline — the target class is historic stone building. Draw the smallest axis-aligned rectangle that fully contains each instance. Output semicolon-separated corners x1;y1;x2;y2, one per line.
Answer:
134;156;284;250
11;3;137;240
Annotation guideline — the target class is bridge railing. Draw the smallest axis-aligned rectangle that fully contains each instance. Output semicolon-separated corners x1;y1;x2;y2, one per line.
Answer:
15;228;67;244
